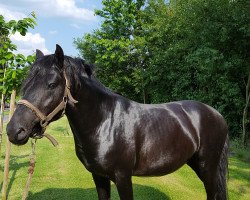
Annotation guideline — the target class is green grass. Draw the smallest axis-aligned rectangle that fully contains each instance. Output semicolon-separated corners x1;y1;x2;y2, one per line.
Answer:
1;117;250;199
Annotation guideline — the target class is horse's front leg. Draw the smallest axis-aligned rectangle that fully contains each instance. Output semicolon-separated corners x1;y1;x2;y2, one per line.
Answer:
114;171;133;200
92;173;111;200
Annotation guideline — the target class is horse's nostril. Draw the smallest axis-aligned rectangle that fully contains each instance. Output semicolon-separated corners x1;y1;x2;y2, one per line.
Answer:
16;127;25;134
16;128;27;141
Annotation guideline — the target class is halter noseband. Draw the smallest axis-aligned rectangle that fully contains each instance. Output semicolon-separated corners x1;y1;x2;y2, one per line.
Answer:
17;71;78;129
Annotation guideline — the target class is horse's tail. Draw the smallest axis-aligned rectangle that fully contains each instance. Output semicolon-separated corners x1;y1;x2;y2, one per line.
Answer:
217;134;229;200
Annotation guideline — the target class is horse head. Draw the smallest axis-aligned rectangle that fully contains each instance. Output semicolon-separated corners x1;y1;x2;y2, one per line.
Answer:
7;45;77;145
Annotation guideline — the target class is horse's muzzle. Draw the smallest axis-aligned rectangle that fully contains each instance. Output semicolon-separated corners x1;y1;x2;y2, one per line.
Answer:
7;123;29;145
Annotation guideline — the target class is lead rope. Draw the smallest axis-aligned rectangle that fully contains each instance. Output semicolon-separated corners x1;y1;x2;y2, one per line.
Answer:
21;139;36;200
21;135;58;200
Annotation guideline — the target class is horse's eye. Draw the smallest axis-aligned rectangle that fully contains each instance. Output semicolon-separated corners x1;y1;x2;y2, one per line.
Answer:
48;83;57;89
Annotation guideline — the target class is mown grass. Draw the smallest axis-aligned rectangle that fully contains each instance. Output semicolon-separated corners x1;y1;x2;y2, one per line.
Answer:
0;117;250;199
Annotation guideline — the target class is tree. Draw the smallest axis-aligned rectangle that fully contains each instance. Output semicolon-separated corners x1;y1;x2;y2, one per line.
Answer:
138;0;249;140
74;0;147;101
243;73;250;147
0;13;36;200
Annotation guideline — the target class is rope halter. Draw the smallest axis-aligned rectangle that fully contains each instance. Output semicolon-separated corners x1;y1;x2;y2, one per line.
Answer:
17;71;78;130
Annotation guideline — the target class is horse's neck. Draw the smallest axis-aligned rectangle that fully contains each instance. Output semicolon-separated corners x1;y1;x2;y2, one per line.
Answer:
65;78;116;138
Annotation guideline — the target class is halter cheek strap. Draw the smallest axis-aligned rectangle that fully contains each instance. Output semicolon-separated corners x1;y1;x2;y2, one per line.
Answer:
17;71;78;128
63;71;78;104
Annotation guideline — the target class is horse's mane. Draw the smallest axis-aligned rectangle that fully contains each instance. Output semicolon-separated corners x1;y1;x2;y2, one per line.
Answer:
64;56;114;96
64;56;94;92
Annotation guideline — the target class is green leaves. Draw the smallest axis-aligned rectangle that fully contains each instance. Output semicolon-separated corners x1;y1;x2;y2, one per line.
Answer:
4;52;14;60
141;0;248;137
11;70;16;79
74;0;146;101
0;13;37;97
0;53;35;94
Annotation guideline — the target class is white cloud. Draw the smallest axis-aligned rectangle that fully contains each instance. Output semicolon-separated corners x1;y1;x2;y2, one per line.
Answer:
0;6;51;56
10;32;50;56
0;5;26;21
51;0;95;21
2;0;97;22
0;0;98;57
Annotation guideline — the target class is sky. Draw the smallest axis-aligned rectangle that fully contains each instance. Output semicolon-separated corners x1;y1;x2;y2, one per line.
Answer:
0;0;103;57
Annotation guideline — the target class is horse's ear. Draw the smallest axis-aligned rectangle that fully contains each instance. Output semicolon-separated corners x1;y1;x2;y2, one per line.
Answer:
36;49;44;60
81;59;93;77
55;44;64;68
84;64;93;77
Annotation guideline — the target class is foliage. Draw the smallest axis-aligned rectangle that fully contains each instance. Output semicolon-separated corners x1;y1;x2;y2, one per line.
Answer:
75;0;249;139
0;54;35;96
141;0;249;138
0;13;36;96
230;138;250;162
74;0;146;101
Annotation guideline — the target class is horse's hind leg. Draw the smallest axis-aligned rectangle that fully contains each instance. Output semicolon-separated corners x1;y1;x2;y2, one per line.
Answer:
188;137;228;200
92;173;111;200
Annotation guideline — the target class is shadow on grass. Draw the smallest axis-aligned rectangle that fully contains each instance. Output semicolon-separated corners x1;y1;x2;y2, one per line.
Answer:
50;125;70;135
229;158;250;183
0;154;29;170
0;154;29;198
228;157;250;197
27;184;170;200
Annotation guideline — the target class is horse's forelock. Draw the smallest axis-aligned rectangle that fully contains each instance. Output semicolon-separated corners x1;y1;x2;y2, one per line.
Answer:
21;55;55;94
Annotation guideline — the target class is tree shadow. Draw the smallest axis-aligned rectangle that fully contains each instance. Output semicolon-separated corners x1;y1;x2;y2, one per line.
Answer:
227;158;250;197
0;154;29;172
26;184;170;200
0;154;29;198
229;158;250;183
50;125;70;135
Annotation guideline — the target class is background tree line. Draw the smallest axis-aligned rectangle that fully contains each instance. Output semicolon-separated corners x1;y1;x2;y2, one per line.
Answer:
74;0;249;145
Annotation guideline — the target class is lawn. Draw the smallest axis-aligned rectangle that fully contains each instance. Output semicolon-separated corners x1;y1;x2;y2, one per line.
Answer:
0;117;250;200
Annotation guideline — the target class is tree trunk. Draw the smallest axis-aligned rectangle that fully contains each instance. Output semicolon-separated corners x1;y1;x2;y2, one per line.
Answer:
0;66;7;154
1;89;16;200
0;93;5;154
242;73;250;147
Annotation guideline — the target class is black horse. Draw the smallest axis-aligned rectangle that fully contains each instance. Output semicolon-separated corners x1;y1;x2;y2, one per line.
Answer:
7;45;229;200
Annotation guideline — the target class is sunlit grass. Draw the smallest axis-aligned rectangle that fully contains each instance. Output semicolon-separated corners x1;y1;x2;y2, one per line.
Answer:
1;117;250;199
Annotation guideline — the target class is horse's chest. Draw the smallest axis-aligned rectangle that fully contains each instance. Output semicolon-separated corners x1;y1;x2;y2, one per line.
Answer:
74;142;112;176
